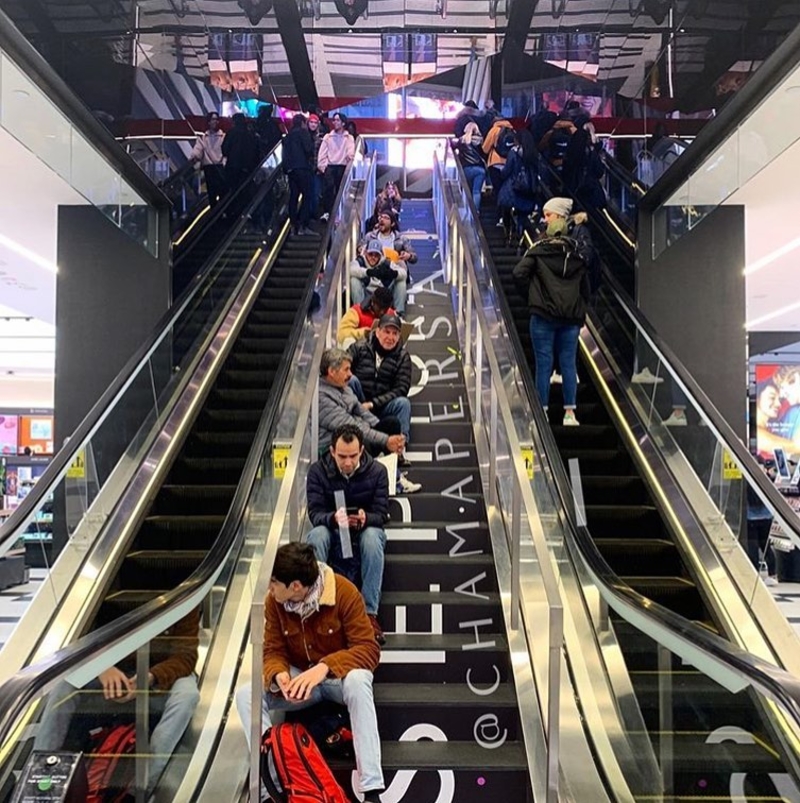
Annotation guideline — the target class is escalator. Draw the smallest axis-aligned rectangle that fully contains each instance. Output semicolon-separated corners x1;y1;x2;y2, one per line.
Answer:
477;198;796;799
94;228;319;632
170;146;286;297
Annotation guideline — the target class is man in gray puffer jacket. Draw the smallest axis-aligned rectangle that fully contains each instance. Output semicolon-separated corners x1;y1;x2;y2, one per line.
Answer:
318;347;406;455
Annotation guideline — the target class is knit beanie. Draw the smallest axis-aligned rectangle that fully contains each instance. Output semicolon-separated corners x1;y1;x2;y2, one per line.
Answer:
542;197;573;218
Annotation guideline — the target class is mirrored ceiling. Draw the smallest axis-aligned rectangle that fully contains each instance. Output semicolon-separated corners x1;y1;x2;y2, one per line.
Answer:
1;0;797;117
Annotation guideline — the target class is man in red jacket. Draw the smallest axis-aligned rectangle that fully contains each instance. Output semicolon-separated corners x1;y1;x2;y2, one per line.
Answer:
235;542;384;802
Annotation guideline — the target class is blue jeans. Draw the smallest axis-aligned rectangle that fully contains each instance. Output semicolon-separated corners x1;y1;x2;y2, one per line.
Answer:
305;525;385;615
235;667;384;793
34;674;199;794
349;377;411;443
529;314;581;408
350;276;407;315
462;164;486;210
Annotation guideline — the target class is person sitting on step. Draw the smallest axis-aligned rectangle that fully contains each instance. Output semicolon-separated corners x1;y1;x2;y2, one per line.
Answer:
235;542;384;803
305;424;389;644
33;609;201;798
337;286;394;347
357;211;417;314
317;347;421;493
348;313;413;468
350;238;407;319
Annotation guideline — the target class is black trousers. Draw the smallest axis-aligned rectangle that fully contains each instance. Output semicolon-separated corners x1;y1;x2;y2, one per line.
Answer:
322;164;346;213
288;168;314;228
203;164;227;206
366;415;401;457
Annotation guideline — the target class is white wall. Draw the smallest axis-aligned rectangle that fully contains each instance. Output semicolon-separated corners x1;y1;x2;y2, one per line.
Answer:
0;376;54;408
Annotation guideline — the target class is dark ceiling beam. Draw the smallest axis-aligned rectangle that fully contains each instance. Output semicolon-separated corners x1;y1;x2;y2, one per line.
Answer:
502;0;538;53
272;0;318;108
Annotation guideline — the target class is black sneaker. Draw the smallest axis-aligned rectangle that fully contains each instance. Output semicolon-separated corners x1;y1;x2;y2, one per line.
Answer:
363;791;384;803
398;454;412;468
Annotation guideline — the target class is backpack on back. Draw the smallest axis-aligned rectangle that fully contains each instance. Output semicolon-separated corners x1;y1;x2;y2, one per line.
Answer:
494;128;516;159
261;722;350;803
85;722;137;803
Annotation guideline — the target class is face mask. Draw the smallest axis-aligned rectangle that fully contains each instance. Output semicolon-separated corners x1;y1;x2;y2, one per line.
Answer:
546;218;568;237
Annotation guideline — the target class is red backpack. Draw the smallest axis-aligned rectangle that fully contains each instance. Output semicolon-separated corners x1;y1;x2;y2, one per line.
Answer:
260;722;350;803
85;722;137;803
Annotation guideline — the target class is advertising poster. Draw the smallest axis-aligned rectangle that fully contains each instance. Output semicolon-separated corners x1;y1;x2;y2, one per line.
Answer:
19;415;54;455
382;33;408;93
0;415;18;455
410;33;437;83
754;364;800;461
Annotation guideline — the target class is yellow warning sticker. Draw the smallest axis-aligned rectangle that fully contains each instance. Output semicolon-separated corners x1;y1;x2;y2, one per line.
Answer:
272;445;291;479
722;450;742;481
66;451;85;479
521;446;534;480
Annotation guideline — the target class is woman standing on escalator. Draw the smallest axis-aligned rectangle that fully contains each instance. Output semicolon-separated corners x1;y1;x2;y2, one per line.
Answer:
512;197;592;426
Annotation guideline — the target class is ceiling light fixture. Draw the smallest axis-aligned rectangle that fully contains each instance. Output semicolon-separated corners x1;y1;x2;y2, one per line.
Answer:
744;234;800;275
745;298;800;329
0;233;58;274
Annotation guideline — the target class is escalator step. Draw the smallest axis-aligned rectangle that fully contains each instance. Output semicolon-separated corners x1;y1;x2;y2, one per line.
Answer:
227;352;285;370
216;369;275;389
584;504;665;538
618;577;707;622
169;457;246;484
119;550;206;589
152;485;237;515
198;408;263;429
579;475;649;505
595;538;684;576
185;432;255;458
137;516;226;550
550;423;620;448
208;388;269;407
559;447;632;474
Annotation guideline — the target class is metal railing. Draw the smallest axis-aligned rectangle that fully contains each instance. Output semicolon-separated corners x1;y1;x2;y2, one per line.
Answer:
433;150;564;802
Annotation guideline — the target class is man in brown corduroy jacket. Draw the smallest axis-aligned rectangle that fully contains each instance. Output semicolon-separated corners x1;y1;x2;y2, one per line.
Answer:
235;542;384;803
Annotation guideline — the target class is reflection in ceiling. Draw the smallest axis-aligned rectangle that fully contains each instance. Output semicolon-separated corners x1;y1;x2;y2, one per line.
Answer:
0;1;798;116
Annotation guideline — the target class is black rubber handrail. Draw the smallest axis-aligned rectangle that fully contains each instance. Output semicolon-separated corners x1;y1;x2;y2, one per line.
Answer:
0;7;168;211
639;21;800;213
0;156;358;758
0;160;287;556
441;147;800;750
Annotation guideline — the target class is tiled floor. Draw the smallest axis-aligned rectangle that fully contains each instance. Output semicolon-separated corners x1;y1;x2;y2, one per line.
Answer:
767;581;800;628
0;568;48;650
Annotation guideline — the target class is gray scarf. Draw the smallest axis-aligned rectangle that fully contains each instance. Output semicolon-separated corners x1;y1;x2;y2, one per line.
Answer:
283;566;325;620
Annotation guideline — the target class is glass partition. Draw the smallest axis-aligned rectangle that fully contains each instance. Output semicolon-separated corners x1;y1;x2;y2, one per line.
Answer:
0;169;289;665
443;137;800;801
0;53;159;256
652;60;800;259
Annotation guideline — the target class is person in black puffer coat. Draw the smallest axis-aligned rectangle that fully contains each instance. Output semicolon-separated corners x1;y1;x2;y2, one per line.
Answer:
348;313;412;462
512;197;591;426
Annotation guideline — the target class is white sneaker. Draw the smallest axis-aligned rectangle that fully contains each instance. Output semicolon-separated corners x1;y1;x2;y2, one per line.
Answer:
550;372;563;384
563;410;580;426
397;473;422;494
764;575;779;587
631;367;664;384
320;212;330;221
664;409;687;427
